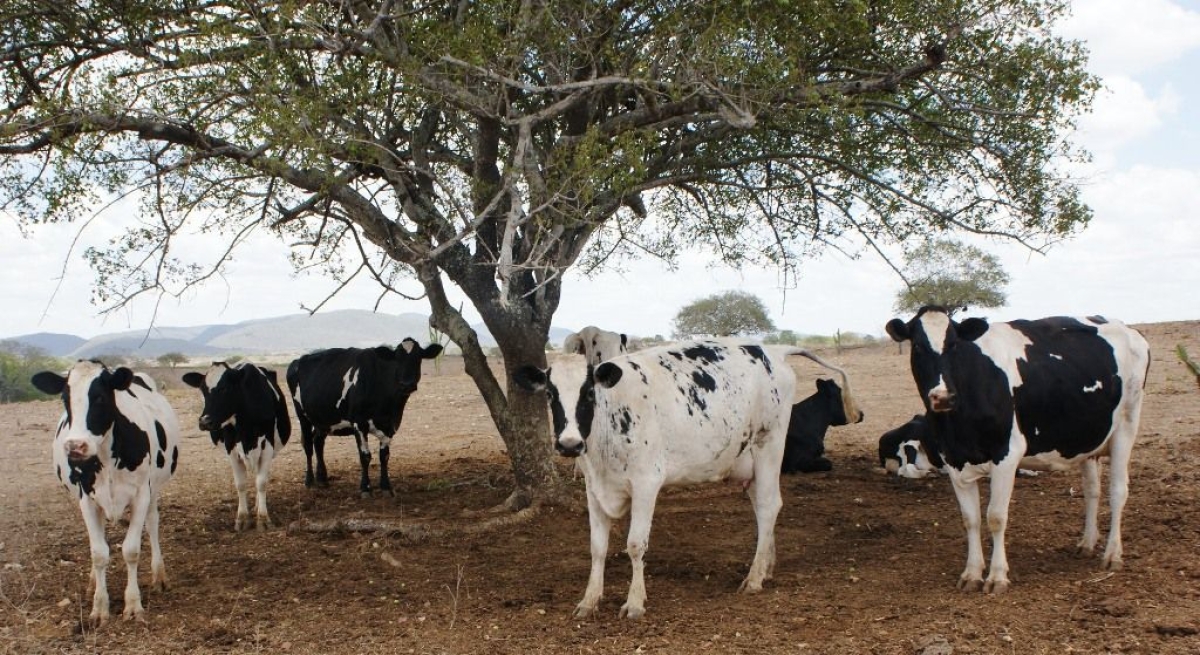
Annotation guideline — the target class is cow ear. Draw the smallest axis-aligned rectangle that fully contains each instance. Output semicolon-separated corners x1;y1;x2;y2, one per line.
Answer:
957;318;989;341
563;333;584;355
421;344;443;359
110;367;135;391
885;318;910;342
512;366;549;392
181;372;205;389
31;371;66;395
594;362;623;389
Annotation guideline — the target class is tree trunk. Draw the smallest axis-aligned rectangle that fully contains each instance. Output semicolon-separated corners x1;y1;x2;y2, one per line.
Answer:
422;266;565;509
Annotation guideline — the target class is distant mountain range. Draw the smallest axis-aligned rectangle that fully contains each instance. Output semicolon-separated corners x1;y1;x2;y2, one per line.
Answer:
1;310;574;360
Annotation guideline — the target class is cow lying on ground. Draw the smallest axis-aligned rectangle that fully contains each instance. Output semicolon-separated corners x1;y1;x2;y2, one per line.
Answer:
287;338;443;497
514;341;861;619
781;377;863;474
31;361;181;625
563;326;628;365
183;362;291;531
878;414;941;479
886;307;1151;593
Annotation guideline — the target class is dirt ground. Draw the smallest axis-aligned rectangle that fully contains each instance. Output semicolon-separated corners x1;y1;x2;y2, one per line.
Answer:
1;320;1198;655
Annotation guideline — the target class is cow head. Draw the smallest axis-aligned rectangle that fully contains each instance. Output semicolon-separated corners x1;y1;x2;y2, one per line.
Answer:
814;378;864;426
31;360;138;462
384;338;444;394
513;360;623;457
886;307;989;413
183;362;247;432
563;326;628;366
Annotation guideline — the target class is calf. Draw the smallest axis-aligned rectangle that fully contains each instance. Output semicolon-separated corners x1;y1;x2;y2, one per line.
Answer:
31;361;181;625
878;414;942;479
286;338;443;497
182;362;291;531
514;341;860;619
563;326;628;365
781;378;863;474
887;307;1150;593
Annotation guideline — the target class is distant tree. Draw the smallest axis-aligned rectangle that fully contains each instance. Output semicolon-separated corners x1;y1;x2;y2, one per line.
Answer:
0;344;65;403
673;291;776;338
894;240;1010;317
156;352;188;368
763;330;799;345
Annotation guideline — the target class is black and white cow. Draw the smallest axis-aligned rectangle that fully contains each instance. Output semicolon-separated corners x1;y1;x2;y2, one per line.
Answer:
31;361;181;625
563;326;628;366
877;414;942;479
182;362;291;531
886;307;1151;593
514;341;861;619
781;377;863;474
286;338;443;497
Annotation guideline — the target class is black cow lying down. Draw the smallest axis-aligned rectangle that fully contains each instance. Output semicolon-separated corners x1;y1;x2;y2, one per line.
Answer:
781;378;863;474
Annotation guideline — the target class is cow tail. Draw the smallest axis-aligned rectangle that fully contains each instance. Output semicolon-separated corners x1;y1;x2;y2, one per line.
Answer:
785;349;862;423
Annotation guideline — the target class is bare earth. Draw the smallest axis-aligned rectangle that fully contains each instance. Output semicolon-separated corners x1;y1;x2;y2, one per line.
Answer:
1;321;1198;655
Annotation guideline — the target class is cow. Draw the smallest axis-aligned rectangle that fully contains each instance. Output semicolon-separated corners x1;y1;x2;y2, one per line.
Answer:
286;338;443;497
878;414;942;479
563;326;628;365
781;377;863;474
513;341;861;619
886;307;1151;593
182;362;291;531
30;361;181;625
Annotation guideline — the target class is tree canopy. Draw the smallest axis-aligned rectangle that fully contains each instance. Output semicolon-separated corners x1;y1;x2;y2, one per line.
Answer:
673;291;775;338
893;238;1010;316
0;0;1097;503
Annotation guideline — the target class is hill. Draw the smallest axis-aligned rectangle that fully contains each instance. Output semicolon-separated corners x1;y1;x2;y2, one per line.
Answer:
3;310;575;360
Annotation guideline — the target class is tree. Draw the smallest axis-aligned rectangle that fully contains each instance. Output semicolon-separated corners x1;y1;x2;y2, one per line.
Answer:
156;352;188;368
0;342;64;403
893;239;1011;317
763;330;799;346
673;291;775;338
0;1;1095;507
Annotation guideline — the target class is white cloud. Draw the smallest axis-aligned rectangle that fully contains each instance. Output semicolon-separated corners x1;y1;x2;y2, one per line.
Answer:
1076;76;1181;161
1061;0;1200;76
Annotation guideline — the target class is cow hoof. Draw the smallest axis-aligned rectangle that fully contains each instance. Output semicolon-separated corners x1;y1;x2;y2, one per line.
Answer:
381;487;396;498
257;519;272;532
1103;557;1124;571
984;579;1010;594
89;610;109;628
360;490;373;499
122;605;145;622
619;603;645;620
573;604;597;619
235;518;248;532
738;579;764;594
957;577;984;592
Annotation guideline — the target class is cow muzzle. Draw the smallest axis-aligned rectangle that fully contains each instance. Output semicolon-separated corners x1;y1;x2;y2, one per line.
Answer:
198;415;218;432
63;438;94;462
555;438;585;458
927;389;954;413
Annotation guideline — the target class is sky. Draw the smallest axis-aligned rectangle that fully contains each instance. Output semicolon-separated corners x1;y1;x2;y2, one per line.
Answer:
2;0;1199;342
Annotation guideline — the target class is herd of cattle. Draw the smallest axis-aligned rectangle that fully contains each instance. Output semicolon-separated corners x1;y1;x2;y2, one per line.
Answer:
28;307;1151;624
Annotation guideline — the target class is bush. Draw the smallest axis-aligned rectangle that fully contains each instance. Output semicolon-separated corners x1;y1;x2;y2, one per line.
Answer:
0;342;67;403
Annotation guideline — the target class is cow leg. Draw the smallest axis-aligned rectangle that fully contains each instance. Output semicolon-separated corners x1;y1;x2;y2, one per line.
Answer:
79;499;111;626
254;444;276;530
983;468;1018;594
1077;458;1102;557
313;431;330;487
949;472;986;591
741;453;783;593
229;452;251;532
299;416;317;488
145;496;168;592
575;488;616;619
1103;414;1140;570
120;493;152;622
354;430;373;497
377;434;395;497
620;483;660;620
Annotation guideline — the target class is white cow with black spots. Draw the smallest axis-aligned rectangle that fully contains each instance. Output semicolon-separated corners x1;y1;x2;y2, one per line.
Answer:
515;341;861;619
31;360;181;625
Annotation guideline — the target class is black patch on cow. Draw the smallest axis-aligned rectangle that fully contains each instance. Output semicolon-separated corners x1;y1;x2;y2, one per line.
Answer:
1087;315;1108;325
681;345;725;366
629;361;649;385
739;345;772;373
68;457;102;496
110;414;151;472
170;446;179;474
131;376;152;392
546;381;568;437
575;375;598;440
611;408;634;435
1008;318;1123;459
691;369;717;392
922;340;1015;468
156;421;168;452
156;451;166;468
902;443;920;465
